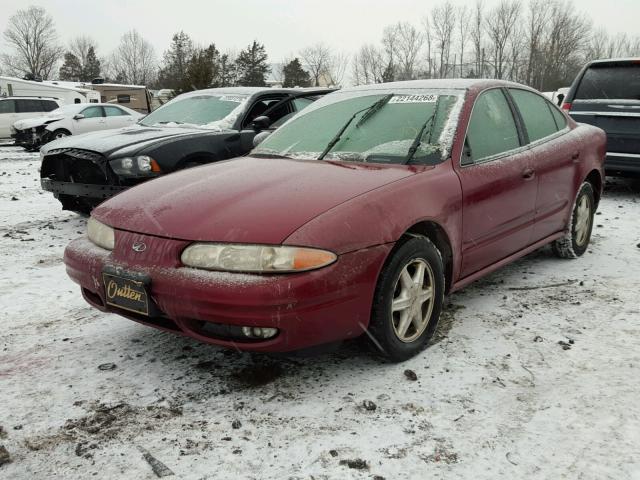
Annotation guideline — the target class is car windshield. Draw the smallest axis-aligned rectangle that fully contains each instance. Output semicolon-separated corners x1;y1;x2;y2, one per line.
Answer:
139;94;249;129
575;64;640;100
253;89;463;164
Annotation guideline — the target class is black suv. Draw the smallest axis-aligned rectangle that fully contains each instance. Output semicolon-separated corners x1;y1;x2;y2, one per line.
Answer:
564;58;640;177
40;87;333;212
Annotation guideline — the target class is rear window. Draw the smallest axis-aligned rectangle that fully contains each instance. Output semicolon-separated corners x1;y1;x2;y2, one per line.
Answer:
575;64;640;100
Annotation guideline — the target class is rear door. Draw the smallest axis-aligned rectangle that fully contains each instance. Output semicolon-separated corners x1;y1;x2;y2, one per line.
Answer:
567;61;640;160
73;105;106;134
455;88;537;277
103;106;137;129
507;88;576;241
15;99;45;122
0;99;17;138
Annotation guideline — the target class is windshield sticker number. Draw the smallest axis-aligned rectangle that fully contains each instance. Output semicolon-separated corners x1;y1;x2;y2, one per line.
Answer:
389;95;438;104
219;95;247;103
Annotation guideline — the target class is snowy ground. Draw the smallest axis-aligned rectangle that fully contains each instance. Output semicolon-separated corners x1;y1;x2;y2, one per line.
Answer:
0;144;639;480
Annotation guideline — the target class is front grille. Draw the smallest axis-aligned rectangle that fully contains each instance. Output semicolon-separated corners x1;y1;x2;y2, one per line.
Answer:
41;149;111;185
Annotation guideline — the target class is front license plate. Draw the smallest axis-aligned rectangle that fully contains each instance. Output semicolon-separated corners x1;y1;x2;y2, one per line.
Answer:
102;273;150;316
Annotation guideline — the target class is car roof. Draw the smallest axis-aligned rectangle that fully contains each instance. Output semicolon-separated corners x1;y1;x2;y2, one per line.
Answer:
1;96;60;101
338;78;525;93
585;57;640;67
178;86;335;99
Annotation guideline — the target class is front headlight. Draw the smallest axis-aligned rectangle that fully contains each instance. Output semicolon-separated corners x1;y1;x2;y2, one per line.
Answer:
87;217;115;250
181;243;337;273
110;155;160;176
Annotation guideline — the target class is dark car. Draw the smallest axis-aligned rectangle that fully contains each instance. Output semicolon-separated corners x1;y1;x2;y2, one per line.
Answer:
563;58;640;177
39;87;333;212
64;79;605;361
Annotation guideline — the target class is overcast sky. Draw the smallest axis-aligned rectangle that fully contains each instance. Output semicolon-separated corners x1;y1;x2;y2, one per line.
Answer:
1;0;639;64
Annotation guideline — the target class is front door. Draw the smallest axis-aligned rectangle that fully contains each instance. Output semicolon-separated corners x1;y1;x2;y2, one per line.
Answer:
74;106;106;134
454;88;538;278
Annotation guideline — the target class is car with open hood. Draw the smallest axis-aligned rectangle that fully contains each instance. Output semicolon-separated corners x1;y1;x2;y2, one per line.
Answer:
64;79;606;361
40;86;333;213
12;103;143;151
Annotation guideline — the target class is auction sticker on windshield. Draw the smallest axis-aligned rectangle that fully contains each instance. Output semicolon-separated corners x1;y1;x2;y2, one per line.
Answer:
219;95;248;103
389;94;438;104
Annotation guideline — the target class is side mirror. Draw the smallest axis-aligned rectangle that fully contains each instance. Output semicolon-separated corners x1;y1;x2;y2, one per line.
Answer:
250;115;271;132
73;113;85;120
253;131;272;147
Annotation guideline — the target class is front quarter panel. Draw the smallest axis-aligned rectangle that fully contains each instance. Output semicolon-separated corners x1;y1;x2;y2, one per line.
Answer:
140;131;242;172
284;161;463;270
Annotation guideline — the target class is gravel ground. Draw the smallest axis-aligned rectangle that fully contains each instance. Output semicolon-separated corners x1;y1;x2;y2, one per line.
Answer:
0;144;639;480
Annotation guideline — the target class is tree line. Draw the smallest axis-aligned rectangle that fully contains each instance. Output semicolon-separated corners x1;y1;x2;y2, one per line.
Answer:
2;2;640;93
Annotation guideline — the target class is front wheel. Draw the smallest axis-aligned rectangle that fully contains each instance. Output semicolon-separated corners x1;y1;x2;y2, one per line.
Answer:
552;181;595;258
51;129;70;140
368;237;445;362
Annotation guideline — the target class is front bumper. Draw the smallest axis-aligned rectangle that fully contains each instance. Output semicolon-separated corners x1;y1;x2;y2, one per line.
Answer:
64;236;392;352
605;152;640;176
41;178;127;199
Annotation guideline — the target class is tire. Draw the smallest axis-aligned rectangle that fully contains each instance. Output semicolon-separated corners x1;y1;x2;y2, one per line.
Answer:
51;129;70;140
368;236;445;362
552;181;595;259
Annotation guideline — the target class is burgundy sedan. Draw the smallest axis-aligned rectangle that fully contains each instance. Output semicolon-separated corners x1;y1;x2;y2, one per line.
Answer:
64;79;606;361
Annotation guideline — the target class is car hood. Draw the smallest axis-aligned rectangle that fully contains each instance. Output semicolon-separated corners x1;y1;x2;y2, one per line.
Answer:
93;156;419;245
14;116;62;130
42;124;224;157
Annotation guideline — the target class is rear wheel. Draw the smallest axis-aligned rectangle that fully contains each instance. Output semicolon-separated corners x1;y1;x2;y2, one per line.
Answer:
368;237;445;362
552;181;595;258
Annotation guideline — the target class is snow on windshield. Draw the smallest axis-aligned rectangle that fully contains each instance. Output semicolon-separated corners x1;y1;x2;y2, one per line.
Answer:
254;89;465;164
140;94;249;129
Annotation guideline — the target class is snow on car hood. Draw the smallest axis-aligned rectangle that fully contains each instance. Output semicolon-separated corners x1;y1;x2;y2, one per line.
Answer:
92;156;418;244
41;124;228;158
13;115;64;130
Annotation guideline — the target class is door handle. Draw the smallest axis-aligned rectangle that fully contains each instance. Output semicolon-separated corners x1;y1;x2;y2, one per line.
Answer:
522;169;535;180
571;151;580;162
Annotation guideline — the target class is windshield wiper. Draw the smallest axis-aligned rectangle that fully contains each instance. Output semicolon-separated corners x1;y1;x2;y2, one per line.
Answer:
404;96;442;164
318;94;394;160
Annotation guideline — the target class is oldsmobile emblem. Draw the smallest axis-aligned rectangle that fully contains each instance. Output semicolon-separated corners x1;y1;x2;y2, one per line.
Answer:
132;241;147;252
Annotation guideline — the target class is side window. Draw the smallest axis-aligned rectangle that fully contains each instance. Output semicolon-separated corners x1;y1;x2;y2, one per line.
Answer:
81;106;104;118
17;99;44;113
509;89;559;142
104;106;129;116
117;94;131;103
0;100;16;114
41;100;58;112
465;89;520;164
549;104;567;130
242;96;288;128
293;97;314;111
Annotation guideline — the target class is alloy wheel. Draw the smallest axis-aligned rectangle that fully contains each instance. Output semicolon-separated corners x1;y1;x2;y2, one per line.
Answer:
390;258;436;343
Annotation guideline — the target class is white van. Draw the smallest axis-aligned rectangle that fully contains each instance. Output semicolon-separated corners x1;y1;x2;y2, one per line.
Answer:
0;97;62;139
0;76;100;106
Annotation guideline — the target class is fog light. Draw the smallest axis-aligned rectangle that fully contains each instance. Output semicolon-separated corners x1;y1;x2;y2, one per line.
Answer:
241;326;278;339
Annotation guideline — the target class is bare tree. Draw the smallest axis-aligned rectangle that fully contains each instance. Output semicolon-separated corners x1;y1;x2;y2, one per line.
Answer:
326;52;349;86
300;43;333;87
391;22;424;80
300;43;348;86
525;0;553;87
431;2;457;78
485;0;521;79
540;0;591;90
457;5;472;77
1;6;63;79
352;45;387;85
109;30;157;85
470;0;485;77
